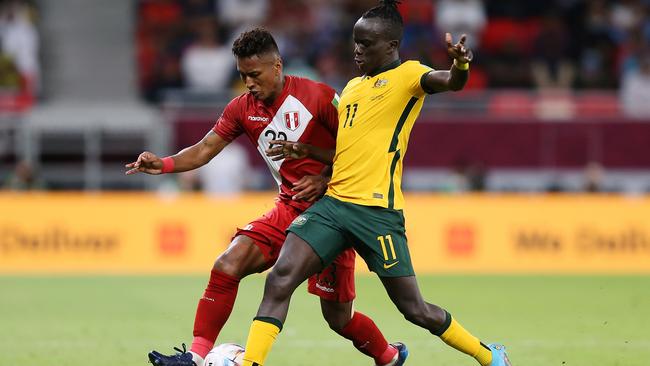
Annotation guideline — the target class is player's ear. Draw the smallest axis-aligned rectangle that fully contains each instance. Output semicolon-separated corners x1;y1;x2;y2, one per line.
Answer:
274;55;283;75
387;39;399;54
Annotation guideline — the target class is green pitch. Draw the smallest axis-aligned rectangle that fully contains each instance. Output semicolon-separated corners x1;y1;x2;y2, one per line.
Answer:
1;275;648;366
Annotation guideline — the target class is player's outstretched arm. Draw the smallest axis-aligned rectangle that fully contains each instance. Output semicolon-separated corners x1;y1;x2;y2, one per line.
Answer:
421;33;473;93
265;140;335;165
125;131;229;175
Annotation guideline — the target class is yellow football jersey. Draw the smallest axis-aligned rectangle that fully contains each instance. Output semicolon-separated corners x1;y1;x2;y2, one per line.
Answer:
326;60;433;210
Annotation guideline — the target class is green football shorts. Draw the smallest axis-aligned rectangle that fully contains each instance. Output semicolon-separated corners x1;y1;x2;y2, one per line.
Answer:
288;195;414;277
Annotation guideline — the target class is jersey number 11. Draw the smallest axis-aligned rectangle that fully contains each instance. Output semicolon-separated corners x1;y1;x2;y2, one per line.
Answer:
343;103;358;128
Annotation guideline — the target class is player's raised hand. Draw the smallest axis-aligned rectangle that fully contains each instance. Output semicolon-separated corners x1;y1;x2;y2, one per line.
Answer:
445;33;473;64
125;151;163;175
291;174;328;201
265;140;309;161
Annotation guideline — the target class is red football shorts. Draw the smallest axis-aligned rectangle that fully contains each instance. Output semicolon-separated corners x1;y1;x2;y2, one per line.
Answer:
234;199;356;302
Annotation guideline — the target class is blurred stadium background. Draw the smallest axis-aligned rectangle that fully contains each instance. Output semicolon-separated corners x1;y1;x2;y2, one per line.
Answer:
1;0;649;365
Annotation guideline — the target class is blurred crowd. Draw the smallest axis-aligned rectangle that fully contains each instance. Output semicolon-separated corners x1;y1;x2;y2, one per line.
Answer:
138;0;650;105
0;0;38;111
1;0;649;110
2;0;650;193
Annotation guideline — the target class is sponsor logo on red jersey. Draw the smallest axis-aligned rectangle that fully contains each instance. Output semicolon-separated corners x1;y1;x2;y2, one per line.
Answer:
248;115;269;122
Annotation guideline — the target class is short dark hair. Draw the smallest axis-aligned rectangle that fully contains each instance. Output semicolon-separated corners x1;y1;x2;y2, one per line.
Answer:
361;0;404;41
232;27;280;58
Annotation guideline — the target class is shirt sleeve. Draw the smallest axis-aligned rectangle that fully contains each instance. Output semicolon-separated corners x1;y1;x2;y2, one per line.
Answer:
212;98;243;142
317;83;340;138
403;61;434;97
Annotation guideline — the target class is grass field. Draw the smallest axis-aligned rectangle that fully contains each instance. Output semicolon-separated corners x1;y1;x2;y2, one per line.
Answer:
1;275;649;366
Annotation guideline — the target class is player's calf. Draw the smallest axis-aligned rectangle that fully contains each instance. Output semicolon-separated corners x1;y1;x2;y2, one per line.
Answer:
397;300;447;332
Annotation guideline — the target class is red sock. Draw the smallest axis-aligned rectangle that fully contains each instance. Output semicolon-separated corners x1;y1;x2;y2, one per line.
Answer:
190;269;240;358
339;311;397;365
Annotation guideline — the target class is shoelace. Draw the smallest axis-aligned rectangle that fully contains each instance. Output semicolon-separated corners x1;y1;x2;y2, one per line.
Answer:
170;343;197;366
173;343;189;355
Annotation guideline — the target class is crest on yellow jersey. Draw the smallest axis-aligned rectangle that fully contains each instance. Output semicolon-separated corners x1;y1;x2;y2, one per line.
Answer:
373;79;388;88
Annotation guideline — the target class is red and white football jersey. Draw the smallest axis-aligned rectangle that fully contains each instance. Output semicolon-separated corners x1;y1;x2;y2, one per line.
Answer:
213;75;339;211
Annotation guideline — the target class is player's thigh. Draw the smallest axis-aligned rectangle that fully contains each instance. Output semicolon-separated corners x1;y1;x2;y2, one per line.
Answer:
219;200;301;276
286;197;350;267
213;234;269;277
265;233;325;294
343;202;415;277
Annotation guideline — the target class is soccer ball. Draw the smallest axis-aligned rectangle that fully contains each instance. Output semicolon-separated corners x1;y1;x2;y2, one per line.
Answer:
204;343;245;366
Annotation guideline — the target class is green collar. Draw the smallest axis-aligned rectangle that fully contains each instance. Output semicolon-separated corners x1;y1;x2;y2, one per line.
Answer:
366;59;401;78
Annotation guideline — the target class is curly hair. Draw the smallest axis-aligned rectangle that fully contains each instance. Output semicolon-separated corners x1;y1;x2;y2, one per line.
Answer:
361;0;404;41
232;27;280;58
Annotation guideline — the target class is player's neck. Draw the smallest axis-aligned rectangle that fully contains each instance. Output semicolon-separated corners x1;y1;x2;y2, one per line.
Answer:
366;58;401;78
264;75;286;106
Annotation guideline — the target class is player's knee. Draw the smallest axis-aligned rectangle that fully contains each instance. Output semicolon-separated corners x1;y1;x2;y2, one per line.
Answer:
213;252;246;278
265;265;297;299
270;257;293;278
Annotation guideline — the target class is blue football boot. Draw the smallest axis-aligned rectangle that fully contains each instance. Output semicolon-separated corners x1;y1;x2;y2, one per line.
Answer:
488;343;512;366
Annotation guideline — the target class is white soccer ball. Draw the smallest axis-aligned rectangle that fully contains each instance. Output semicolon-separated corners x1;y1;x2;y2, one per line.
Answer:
204;343;245;366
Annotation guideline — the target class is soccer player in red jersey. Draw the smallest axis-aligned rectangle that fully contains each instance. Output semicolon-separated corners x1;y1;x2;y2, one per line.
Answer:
126;28;404;366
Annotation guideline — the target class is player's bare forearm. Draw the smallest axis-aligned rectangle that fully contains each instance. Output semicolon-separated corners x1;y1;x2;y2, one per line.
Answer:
447;64;469;91
422;32;472;93
449;63;469;90
307;145;335;165
168;131;229;172
320;165;333;179
422;67;468;93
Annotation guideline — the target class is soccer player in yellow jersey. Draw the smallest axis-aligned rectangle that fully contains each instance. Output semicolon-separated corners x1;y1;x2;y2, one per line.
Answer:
241;1;512;366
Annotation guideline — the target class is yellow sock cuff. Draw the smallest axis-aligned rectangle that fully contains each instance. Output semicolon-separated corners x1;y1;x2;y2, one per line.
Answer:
242;318;282;366
440;316;492;366
432;310;453;336
254;316;283;331
440;318;473;342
